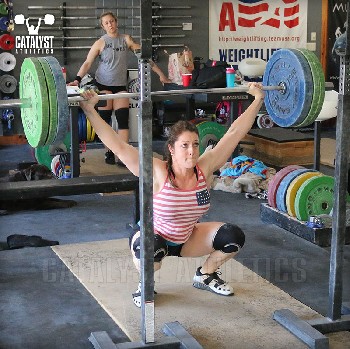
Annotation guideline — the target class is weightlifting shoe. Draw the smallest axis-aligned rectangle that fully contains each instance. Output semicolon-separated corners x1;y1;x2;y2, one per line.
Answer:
104;151;115;165
132;282;157;308
193;266;234;296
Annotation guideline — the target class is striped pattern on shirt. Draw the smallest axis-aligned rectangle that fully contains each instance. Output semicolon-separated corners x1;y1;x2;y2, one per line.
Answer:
153;166;210;244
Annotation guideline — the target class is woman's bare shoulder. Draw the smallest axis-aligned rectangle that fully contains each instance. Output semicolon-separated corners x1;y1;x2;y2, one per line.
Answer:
153;158;168;193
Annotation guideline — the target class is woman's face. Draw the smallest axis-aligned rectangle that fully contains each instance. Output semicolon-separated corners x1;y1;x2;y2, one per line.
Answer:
169;131;200;169
101;15;117;33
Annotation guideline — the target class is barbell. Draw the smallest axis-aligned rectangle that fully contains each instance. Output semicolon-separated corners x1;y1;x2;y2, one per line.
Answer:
0;48;325;148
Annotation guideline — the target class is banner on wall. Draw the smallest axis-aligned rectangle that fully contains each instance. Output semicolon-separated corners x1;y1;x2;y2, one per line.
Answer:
209;0;308;67
327;0;348;91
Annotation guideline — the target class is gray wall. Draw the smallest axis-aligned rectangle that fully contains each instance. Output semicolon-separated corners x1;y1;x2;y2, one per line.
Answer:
5;0;323;134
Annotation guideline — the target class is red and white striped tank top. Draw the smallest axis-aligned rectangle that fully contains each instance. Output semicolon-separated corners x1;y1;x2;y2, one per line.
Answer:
153;166;210;244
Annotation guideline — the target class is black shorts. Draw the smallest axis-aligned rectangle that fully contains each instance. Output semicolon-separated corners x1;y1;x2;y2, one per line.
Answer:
166;242;184;257
129;230;184;258
93;80;127;94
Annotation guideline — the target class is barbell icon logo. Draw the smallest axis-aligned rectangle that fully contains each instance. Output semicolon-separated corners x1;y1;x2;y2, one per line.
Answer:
14;14;55;35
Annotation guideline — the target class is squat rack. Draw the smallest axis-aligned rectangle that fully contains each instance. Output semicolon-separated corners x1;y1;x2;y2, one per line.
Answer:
83;1;349;348
273;9;350;349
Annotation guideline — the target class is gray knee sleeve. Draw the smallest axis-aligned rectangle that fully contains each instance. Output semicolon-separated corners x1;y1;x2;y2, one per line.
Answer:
131;234;168;262
99;110;113;125
115;108;129;130
213;223;245;253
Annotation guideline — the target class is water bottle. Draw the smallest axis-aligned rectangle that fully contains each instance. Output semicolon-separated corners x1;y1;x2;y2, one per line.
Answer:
226;67;236;88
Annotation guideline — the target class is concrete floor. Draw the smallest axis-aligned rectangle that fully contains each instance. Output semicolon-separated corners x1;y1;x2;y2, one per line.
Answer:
0;138;349;349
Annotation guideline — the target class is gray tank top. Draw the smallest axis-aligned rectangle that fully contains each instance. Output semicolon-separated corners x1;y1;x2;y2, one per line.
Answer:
95;34;128;86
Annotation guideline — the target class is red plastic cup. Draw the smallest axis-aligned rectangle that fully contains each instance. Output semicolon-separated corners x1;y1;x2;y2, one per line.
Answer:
182;73;192;87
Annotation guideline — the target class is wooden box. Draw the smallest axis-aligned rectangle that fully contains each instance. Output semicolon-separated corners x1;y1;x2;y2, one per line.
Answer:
242;128;314;167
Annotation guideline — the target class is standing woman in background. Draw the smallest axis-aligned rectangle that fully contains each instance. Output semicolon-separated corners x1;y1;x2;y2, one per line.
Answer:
69;12;170;165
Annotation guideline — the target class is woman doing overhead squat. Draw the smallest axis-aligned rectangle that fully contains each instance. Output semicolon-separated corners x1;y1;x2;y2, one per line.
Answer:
79;82;265;307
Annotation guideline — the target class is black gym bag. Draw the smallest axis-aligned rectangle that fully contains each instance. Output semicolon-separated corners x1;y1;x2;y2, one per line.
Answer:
190;59;229;89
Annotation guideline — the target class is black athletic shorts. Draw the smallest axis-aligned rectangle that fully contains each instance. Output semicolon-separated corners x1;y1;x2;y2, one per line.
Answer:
92;79;127;94
129;230;184;258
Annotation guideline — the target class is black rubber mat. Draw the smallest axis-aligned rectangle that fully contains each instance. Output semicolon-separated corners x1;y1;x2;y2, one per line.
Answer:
0;247;130;349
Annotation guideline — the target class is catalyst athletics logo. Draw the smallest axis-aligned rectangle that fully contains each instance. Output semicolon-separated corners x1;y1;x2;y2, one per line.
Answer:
14;14;55;55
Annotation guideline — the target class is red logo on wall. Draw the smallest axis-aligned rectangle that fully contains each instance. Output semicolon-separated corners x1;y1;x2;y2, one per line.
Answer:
219;0;300;31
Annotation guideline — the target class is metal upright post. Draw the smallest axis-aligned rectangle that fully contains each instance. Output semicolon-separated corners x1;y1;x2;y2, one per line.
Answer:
313;121;321;171
139;0;155;344
70;107;80;178
328;22;350;322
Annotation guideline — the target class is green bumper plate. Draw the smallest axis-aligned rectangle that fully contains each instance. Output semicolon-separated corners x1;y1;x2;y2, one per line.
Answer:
37;57;58;145
20;57;49;147
294;49;325;128
43;56;70;145
35;132;71;169
196;121;226;155
295;175;334;221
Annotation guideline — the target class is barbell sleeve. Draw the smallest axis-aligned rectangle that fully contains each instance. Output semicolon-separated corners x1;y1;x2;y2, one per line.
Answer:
0;99;29;108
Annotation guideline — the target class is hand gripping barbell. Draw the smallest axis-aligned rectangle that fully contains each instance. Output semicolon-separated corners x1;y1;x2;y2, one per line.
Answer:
0;48;325;148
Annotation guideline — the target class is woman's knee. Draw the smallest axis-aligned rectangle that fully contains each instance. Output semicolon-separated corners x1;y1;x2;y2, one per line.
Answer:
212;223;245;253
129;231;141;259
129;231;168;262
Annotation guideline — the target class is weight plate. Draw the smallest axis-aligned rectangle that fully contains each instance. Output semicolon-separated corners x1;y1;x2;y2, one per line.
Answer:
267;165;304;208
35;132;71;169
0;74;16;94
51;155;61;177
191;118;207;126
82;111;87;142
286;171;322;217
295;175;334;221
0;33;15;50
0;3;8;16
78;111;83;142
276;168;319;213
0;16;9;31
256;113;274;129
294;49;325;128
90;125;96;142
86;113;92;141
196;121;226;155
0;52;16;72
43;56;70;145
20;58;49;148
263;49;314;127
37;57;58;145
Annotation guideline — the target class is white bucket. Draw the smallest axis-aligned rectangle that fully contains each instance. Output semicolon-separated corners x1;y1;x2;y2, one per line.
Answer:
315;90;338;122
238;58;267;78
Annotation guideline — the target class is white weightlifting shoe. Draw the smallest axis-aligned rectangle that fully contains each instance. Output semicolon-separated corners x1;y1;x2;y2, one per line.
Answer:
132;282;142;308
132;282;158;308
193;267;234;296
